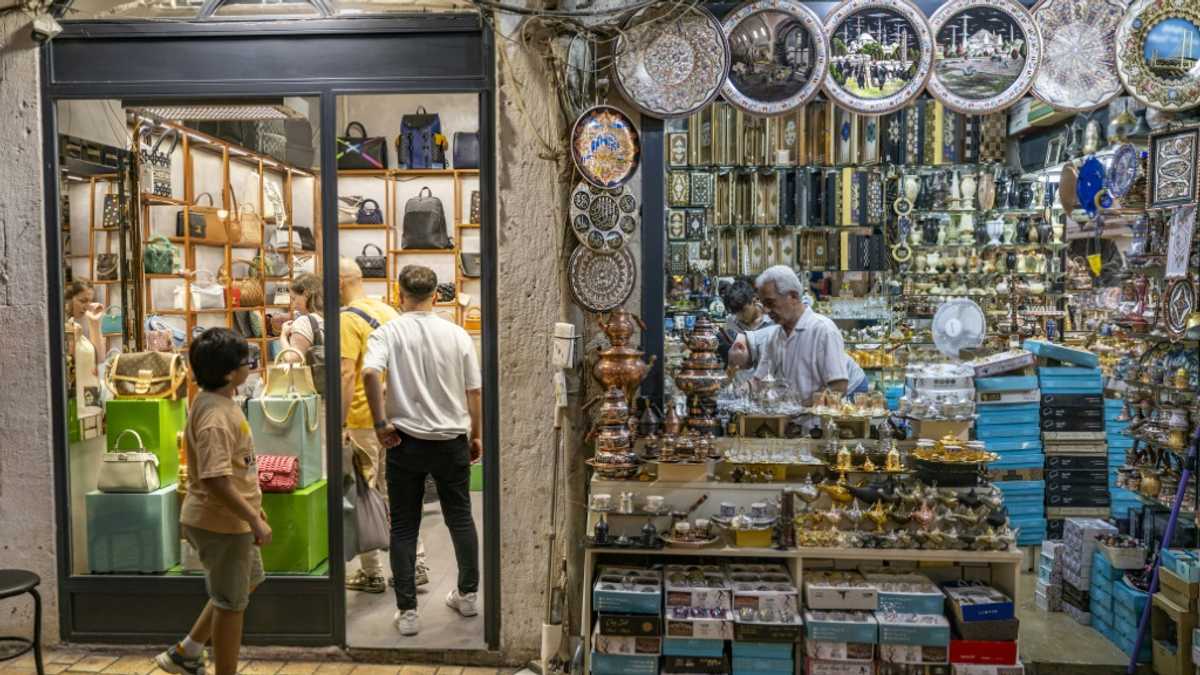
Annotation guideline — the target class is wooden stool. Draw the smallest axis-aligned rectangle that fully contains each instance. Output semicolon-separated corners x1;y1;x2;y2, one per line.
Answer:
0;570;43;675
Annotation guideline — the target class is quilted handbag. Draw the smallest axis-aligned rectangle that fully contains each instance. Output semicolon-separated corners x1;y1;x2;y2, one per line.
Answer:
247;394;321;487
401;187;452;249
356;198;384;225
453;131;479;169
105;351;188;400
176;192;225;241
397;107;446;169
357;244;387;278
337;122;389;171
98;430;160;493
101;305;124;335
257;454;299;493
460;252;481;278
143;235;180;275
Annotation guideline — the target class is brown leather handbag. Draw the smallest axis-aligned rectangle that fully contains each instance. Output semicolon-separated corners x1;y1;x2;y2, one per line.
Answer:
105;351;188;400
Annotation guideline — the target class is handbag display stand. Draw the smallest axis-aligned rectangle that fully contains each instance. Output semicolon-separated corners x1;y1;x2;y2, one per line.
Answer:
261;479;328;573
104;398;185;488
85;484;180;573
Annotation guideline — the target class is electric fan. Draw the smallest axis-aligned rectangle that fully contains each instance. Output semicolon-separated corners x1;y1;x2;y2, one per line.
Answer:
932;298;987;360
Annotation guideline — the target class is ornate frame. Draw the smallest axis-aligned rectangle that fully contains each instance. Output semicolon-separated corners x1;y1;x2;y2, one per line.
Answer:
926;0;1042;114
719;0;829;116
1116;0;1200;112
1149;126;1200;209
821;0;933;115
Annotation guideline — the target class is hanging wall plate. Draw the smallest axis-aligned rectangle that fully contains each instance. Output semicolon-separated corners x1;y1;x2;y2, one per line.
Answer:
822;0;934;115
1165;279;1196;338
1076;156;1107;216
1107;143;1141;198
1116;0;1200;112
571;105;642;189
1030;0;1124;112
719;0;829;116
614;4;730;119
1058;162;1079;213
926;0;1042;114
569;245;637;313
569;181;640;254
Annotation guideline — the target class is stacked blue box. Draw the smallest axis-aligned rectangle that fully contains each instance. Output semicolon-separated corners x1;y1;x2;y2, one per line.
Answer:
1112;578;1152;663
1104;399;1139;520
1038;367;1105;395
1089;550;1120;639
995;480;1046;544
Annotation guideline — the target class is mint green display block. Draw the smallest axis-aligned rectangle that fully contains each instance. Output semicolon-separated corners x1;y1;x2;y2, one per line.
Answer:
470;463;483;492
261;480;328;573
105;398;186;488
86;484;180;573
247;395;323;488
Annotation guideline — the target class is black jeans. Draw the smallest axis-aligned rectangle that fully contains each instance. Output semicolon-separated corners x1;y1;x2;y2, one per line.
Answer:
385;431;479;611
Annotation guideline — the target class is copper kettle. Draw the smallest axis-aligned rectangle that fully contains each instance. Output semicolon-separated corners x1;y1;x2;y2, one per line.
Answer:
598;309;643;348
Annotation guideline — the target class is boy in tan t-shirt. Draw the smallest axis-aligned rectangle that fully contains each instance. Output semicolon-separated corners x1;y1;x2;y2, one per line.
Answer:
156;328;271;675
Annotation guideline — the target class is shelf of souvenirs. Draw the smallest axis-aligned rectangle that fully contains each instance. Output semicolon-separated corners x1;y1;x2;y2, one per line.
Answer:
899;241;1068;252
583;544;1021;563
336;168;479;178
1113;378;1197;397
667;162;1006;175
1119;429;1198;457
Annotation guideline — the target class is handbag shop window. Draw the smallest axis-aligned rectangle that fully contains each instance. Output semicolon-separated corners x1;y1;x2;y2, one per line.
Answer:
335;93;486;652
59;98;334;580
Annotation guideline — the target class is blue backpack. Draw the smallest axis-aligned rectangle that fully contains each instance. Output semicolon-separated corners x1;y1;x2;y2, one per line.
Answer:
397;107;446;169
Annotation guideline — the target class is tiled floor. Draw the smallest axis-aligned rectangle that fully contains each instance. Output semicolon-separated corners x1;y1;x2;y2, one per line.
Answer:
0;651;514;675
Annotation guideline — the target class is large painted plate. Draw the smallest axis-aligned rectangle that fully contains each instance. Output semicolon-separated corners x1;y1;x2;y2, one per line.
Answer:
1116;0;1200;112
614;5;730;119
927;0;1042;114
569;181;640;254
569;245;637;313
1107;144;1141;198
571;105;641;189
1076;156;1107;216
719;0;828;116
1030;0;1124;112
822;0;933;115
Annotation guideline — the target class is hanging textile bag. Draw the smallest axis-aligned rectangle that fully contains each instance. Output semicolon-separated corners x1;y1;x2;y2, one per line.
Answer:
140;127;179;198
356;198;384;225
337;121;389;171
257;454;300;493
105;351;188;400
396;107;446;169
144;235;180;275
98;430;160;494
356;244;387;278
401;187;452;249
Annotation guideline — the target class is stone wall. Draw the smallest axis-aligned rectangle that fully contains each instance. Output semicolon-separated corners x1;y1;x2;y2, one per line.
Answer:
0;13;60;644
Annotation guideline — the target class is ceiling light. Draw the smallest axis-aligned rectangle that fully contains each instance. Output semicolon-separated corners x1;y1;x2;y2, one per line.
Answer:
123;99;305;122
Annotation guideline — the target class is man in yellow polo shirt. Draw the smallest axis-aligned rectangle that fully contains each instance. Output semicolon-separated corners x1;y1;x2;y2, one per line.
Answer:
338;258;429;593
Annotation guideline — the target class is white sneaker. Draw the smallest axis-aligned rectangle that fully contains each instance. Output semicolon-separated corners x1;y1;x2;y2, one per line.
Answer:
394;609;419;636
446;589;478;617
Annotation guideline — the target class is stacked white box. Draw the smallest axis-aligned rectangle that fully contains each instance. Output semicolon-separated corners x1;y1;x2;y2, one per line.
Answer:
1035;540;1064;612
1061;518;1117;591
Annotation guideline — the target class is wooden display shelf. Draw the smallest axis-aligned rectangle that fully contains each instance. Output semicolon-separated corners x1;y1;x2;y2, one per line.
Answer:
337;169;390;177
145;273;188;280
141;193;188;206
459;223;480;229
393;169;457;177
168;236;228;247
390;248;457;254
338;223;391;230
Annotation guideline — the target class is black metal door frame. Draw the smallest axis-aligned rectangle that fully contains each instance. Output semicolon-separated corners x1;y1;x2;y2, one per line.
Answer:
40;14;499;649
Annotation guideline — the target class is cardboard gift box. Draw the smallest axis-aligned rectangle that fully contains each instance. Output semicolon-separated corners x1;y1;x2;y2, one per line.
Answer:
948;640;1018;666
804;640;874;662
805;610;878;644
876;613;951;648
593;566;662;615
806;571;878;611
591;652;658;675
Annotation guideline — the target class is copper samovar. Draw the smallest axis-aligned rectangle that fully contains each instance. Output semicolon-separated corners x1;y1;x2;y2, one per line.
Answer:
593;309;656;404
673;314;726;436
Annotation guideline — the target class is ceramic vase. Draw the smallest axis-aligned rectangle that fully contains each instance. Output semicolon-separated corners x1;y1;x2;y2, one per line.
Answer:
960;173;976;211
986;217;1004;246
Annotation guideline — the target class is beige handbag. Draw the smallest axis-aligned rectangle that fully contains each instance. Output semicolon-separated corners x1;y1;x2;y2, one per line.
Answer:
97;430;161;493
228;192;263;246
222;259;265;308
266;347;317;397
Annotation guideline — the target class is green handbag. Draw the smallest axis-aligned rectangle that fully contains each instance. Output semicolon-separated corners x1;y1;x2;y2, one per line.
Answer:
144;235;180;275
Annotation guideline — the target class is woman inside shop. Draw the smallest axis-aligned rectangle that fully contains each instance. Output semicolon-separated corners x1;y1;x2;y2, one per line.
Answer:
65;280;106;408
281;272;324;362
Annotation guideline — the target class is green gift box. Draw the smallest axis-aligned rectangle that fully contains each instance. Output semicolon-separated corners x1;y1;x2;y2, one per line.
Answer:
86;484;180;573
261;480;328;574
105;398;186;488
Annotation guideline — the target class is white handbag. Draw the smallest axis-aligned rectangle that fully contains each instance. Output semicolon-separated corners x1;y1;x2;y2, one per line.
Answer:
97;430;161;493
174;270;226;310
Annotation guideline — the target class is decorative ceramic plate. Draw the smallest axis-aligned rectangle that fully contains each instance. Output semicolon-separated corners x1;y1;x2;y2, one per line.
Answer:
822;0;934;115
569;181;640;254
720;0;828;115
927;0;1042;114
1107;144;1140;198
1116;0;1200;112
569;245;637;313
615;5;730;119
571;105;642;189
1030;0;1124;112
1076;156;1107;215
1165;279;1196;338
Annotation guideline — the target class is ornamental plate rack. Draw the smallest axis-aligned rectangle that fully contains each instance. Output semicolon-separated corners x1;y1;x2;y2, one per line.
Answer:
614;4;730;119
569;245;637;313
569;181;640;254
571;105;642;189
822;0;934;115
719;0;829;116
927;0;1042;114
1116;0;1200;112
1030;0;1124;112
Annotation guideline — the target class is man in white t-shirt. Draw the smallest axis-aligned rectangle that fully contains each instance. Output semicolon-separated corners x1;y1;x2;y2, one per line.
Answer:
362;265;482;637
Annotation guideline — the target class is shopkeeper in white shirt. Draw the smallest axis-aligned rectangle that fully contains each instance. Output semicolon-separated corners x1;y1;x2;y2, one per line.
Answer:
728;265;867;404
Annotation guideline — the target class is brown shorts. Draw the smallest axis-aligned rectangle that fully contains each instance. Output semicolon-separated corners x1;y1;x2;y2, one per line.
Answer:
183;525;266;612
